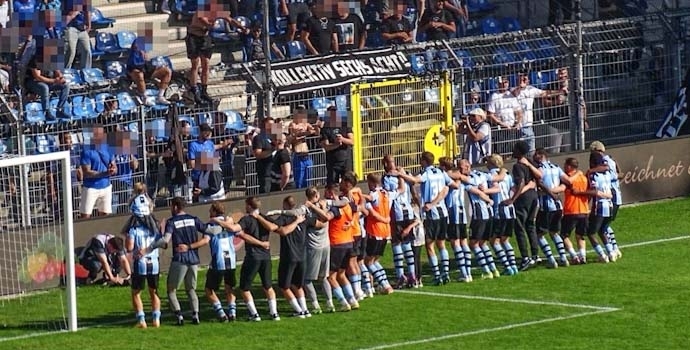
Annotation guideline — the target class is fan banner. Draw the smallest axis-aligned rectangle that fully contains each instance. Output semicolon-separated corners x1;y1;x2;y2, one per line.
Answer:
269;47;412;95
656;69;690;138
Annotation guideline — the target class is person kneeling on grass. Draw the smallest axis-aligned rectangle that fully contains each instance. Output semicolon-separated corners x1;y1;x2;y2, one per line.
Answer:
204;201;269;322
77;233;132;286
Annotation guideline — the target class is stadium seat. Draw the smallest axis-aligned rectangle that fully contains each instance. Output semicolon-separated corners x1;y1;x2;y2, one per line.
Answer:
235;16;251;32
409;54;426;75
285;41;306;59
149;56;174;70
311;97;333;118
62;68;86;88
210;17;234;43
416;31;427;43
116;31;137;51
126;122;139;133
424;88;440;103
81;68;110;89
71;95;96;119
95;32;124;54
90;8;116;30
105;61;126;80
24;102;45;124
35;135;58;154
173;0;197;16
0;139;7;155
453;49;474;69
94;92;114;114
502;17;521;32
223;110;246;133
334;95;348;111
117;92;137;113
535;39;558;60
465;20;481;36
493;47;517;65
467;0;497;13
146;118;168;141
275;17;288;36
481;17;502;35
91;40;105;58
516;41;538;62
49;98;72;120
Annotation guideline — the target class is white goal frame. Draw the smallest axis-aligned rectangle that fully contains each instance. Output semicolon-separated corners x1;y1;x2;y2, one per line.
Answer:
0;151;77;332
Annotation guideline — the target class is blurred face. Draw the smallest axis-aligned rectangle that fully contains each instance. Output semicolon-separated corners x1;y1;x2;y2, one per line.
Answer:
92;127;105;143
294;110;307;123
383;157;395;172
198;152;217;170
498;80;509;92
459;160;471;175
201;129;212;140
324;187;338;200
62;134;72;147
470;93;480;103
434;0;445;11
469;113;481;124
533;153;545;164
182;124;191;136
339;180;352;194
519;74;529;88
558;69;568;81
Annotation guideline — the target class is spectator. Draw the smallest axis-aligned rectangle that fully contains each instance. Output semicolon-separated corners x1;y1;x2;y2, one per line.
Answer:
459;108;491;165
244;22;285;119
419;0;454;71
46;133;82;220
540;68;582;154
287;106;319;189
302;1;338;55
252;117;276;194
36;0;61;11
144;131;165;199
281;0;311;41
127;37;171;106
24;42;70;120
64;0;92;69
79;124;117;219
334;0;367;51
0;56;11;92
0;0;9;28
487;77;523;155
112;130;140;214
13;0;35;14
320;105;354;185
270;133;293;192
380;1;413;45
187;123;232;197
441;0;467;38
165;120;193;198
192;152;225;203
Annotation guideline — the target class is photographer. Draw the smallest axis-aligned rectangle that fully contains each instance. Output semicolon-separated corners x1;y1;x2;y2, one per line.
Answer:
459;108;491;165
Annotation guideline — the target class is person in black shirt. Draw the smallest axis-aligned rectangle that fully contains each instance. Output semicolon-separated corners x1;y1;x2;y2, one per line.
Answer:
301;2;337;55
419;0;454;71
270;133;293;192
380;2;413;45
320;106;354;186
501;141;542;271
165;120;194;198
25;55;70;121
252;117;276;194
334;1;366;52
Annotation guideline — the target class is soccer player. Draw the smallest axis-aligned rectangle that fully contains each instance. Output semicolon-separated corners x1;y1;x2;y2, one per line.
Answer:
531;148;572;268
204;202;268;322
464;161;499;279
78;233;132;285
573;152;616;263
382;155;418;289
438;158;472;282
398;152;453;285
302;187;333;313
561;157;590;264
343;174;369;300
126;219;165;328
590;141;623;260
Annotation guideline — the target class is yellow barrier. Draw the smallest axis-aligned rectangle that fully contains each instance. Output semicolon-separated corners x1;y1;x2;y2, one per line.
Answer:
351;74;456;178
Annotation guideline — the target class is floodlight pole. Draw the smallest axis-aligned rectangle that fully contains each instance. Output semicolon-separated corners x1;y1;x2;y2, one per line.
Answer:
574;0;585;151
262;0;273;122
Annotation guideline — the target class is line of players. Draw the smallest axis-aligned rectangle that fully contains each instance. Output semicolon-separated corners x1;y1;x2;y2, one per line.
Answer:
123;139;623;327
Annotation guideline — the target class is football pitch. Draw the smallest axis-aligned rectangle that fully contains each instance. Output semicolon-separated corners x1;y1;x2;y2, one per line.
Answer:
2;198;690;350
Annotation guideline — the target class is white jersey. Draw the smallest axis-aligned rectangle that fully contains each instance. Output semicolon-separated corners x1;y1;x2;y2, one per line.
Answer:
487;91;522;126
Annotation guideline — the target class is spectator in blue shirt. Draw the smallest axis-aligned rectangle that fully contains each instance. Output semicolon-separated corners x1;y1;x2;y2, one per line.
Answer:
187;123;231;194
127;36;171;106
36;0;61;11
63;0;92;69
79;124;117;219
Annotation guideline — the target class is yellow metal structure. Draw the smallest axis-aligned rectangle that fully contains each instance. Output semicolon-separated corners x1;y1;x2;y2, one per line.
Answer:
351;74;456;178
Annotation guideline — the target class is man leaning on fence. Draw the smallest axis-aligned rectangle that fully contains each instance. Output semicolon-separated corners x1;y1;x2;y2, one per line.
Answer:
188;123;232;202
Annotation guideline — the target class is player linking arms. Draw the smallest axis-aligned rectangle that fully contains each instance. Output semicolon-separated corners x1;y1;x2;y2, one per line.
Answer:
126;219;166;328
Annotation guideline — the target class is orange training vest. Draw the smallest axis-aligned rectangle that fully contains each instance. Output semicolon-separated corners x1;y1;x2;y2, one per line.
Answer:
365;189;392;240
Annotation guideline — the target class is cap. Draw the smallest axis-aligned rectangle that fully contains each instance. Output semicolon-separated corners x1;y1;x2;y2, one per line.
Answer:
590;141;606;152
199;123;212;132
468;108;486;118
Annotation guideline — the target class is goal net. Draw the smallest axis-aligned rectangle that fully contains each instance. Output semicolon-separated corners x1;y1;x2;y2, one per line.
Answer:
0;151;77;341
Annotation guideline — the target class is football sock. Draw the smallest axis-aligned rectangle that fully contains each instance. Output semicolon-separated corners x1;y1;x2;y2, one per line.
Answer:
304;281;318;304
568;246;578;259
429;255;440;278
606;227;619;250
136;311;145;323
452;244;466;276
332;286;346;303
212;301;226;318
439;247;450;277
322;277;333;305
462;245;473;278
481;243;497;272
552;234;568;261
342;283;355;300
402;242;416;278
227;303;236;317
579;248;587;261
187;288;199;314
375;261;391;288
152;310;161;322
493;242;510;269
268;298;278;315
502;241;517;269
360;262;372;293
538;237;555;260
593;244;606;257
472;246;491;274
605;242;615;255
349;274;362;295
297;297;308;313
246;300;258;316
392;244;405;279
288;298;302;313
368;264;384;288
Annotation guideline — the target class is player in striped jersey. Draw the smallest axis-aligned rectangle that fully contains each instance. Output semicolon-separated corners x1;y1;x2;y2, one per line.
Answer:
204;202;268;322
382;155;418;289
532;148;572;268
590;141;623;260
398;152;454;285
126;220;165;328
439;158;472;282
465;163;499;279
573;152;616;263
483;154;519;276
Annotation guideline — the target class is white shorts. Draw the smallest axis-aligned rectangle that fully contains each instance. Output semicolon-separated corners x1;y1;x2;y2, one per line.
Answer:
79;184;113;215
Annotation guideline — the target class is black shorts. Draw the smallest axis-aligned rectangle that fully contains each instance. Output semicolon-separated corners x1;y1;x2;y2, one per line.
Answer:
329;243;353;271
131;273;159;291
287;2;311;25
470;219;491;241
561;214;588;237
239;257;272;291
447;223;467;240
423;218;448;241
185;33;213;60
365;238;387;257
393;220;415;244
610;204;619;222
205;268;236;291
277;260;304;289
587;214;611;236
537;210;563;234
351;236;366;259
493;218;515;238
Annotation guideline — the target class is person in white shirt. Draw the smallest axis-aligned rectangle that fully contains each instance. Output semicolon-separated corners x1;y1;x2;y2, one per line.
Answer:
193;152;225;203
487;77;523;155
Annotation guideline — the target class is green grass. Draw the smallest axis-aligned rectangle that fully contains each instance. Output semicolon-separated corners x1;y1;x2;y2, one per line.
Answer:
2;198;690;350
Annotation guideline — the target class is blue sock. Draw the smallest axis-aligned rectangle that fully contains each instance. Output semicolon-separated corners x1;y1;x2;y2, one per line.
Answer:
402;242;416;278
493;243;510;269
462;245;473;278
360;262;372;292
439;248;450;277
349;273;362;294
136;311;145;323
332;286;346;302
227;303;236;317
375;261;390;288
472;246;490;274
429;255;440;278
502;241;517;268
152;310;161;322
552;234;568;261
481;244;497;272
212;301;225;317
392;244;405;279
452;244;465;276
538;236;554;259
342;283;355;300
593;244;606;257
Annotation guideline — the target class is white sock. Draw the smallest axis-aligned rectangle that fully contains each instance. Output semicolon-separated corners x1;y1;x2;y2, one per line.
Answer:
246;300;258;316
288;298;302;313
268;298;278;315
297;297;308;312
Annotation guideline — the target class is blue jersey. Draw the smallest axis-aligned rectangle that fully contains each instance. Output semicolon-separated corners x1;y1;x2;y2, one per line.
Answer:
603;154;622;205
466;170;493;220
589;172;613;217
164;214;209;265
489;168;515;220
445;179;467;225
382;173;415;222
538;161;565;212
419;166;452;220
130;194;152;217
205;216;237;271
128;226;161;276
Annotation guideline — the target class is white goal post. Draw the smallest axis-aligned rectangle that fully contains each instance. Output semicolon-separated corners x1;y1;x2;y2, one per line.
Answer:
0;151;77;332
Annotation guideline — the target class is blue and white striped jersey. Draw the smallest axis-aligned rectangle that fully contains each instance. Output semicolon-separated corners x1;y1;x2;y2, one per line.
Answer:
538;161;565;212
589;171;613;217
205;216;237;271
445;179;467;225
130;194;152;217
603;154;622;206
383;174;416;222
128;226;161;276
419;166;452;220
489;168;516;220
466;170;493;220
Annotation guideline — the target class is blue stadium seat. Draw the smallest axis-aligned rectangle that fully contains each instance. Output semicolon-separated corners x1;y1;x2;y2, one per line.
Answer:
49;98;72;120
311;97;333;118
81;68;110;89
149;56;174;70
285;41;306;59
125;122;139;133
62;68;86;88
90;8;116;29
467;0;497;13
535;39;558;59
24;102;45;124
334;95;348;111
493;47;517;65
116;31;137;51
465;20;481;36
416;31;427;43
486;77;499;92
117;92;137;113
0;139;7;155
173;0;197;16
94;92;114;114
275;17;288;36
453;49;474;69
91;39;105;58
516;41;538;62
235;16;251;31
197;112;213;126
146;118;168;141
481;17;502;35
35;135;58;154
178;115;198;137
409;54;426;75
71;95;96;119
502;17;521;32
105;61;126;80
95;32;124;54
210;17;233;43
223;110;246;133
539;69;557;86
